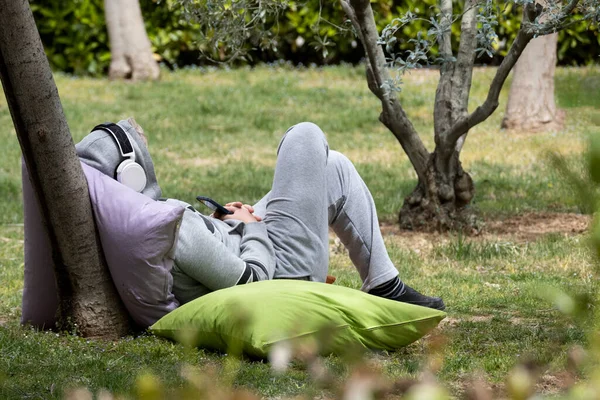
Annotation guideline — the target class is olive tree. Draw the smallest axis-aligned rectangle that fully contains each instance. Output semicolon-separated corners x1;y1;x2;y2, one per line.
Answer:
180;0;599;230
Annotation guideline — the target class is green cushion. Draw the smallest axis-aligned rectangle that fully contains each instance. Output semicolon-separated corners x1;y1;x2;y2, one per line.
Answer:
150;280;446;358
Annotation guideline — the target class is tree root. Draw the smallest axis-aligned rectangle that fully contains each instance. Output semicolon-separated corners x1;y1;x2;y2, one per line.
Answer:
399;168;482;234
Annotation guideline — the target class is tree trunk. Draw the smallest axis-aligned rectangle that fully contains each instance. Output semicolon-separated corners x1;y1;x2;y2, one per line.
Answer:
104;0;160;81
0;0;130;338
501;33;564;131
399;152;476;232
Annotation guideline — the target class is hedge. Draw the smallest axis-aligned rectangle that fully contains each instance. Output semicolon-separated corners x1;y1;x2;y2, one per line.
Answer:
29;0;599;76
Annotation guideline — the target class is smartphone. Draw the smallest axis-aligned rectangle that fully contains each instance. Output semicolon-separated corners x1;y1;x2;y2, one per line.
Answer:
196;196;233;215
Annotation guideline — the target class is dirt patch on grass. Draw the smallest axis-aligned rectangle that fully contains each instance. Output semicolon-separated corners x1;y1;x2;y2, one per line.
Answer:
451;372;573;399
380;230;445;254
440;315;494;327
537;372;576;394
485;212;589;241
440;314;547;329
378;212;590;254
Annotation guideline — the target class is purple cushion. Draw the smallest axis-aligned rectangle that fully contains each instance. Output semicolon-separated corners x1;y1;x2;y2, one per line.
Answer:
21;160;59;328
21;160;184;329
83;163;184;327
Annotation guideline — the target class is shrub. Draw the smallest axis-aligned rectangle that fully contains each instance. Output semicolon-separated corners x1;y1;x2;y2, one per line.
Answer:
30;0;110;76
29;0;600;76
29;0;201;76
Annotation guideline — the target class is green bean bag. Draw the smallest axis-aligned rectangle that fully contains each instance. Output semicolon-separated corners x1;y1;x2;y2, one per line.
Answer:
150;280;445;358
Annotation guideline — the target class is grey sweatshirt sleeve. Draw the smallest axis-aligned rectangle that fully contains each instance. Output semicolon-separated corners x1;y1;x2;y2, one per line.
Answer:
171;209;275;301
238;222;275;280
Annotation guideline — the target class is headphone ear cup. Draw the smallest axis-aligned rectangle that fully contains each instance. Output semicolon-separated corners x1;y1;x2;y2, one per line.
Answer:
116;160;147;193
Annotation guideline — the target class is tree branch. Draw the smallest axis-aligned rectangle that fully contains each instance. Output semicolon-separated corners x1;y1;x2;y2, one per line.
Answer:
435;0;479;155
341;0;391;101
535;0;582;35
342;0;430;178
447;0;580;147
437;0;453;56
446;0;582;145
340;0;381;97
447;26;534;144
450;0;479;122
433;0;455;137
438;0;480;155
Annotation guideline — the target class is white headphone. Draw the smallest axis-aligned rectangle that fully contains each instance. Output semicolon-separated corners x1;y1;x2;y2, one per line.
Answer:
91;123;147;192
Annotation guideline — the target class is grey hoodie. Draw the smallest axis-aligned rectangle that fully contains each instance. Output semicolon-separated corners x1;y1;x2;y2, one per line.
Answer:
75;118;276;305
75;118;162;200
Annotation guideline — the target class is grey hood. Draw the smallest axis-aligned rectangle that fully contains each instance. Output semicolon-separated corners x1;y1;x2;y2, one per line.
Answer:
76;118;162;200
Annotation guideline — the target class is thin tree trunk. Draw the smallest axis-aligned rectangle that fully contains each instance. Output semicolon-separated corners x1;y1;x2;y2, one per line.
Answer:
104;0;160;81
501;33;564;131
0;0;130;338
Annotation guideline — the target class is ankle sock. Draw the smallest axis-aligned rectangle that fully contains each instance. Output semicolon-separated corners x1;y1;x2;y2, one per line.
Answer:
368;276;405;300
368;276;446;311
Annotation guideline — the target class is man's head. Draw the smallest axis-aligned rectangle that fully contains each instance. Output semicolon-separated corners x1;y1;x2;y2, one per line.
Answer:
127;117;148;148
76;117;162;200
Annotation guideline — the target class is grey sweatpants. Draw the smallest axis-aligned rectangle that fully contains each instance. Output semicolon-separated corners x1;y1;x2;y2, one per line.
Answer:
171;122;399;303
253;122;398;291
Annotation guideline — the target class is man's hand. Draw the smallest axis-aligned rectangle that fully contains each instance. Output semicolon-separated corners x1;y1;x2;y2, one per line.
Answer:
213;202;262;223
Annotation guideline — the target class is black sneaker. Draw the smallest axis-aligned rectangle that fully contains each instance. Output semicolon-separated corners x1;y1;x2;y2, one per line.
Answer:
395;285;446;311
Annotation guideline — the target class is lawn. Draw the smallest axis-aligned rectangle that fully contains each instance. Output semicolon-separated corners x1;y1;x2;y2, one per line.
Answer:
1;64;599;399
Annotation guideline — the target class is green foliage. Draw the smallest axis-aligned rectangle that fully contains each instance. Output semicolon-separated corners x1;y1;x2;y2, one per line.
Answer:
266;0;395;63
277;0;600;66
29;0;202;76
30;0;600;76
558;23;600;66
142;0;203;69
374;0;600;86
496;2;600;65
30;0;109;76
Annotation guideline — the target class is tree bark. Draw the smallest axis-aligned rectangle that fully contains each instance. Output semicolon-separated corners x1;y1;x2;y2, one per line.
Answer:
399;151;476;231
104;0;160;81
0;0;130;338
501;33;564;131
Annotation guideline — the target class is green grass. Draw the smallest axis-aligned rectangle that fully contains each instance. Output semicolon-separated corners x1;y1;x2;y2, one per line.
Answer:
1;64;599;398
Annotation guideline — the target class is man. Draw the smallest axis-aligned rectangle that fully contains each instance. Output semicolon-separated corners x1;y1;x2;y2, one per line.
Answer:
76;118;445;310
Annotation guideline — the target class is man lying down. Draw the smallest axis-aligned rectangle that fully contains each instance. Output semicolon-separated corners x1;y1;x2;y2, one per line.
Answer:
76;118;445;311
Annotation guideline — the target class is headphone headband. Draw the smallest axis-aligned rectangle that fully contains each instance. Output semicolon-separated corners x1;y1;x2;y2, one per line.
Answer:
91;123;135;161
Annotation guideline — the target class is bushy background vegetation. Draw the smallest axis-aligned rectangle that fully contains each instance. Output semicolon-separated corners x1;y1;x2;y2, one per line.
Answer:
29;0;600;76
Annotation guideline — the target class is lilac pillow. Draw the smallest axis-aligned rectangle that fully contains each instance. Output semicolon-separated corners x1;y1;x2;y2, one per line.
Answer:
82;163;184;327
21;160;59;328
21;161;183;329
